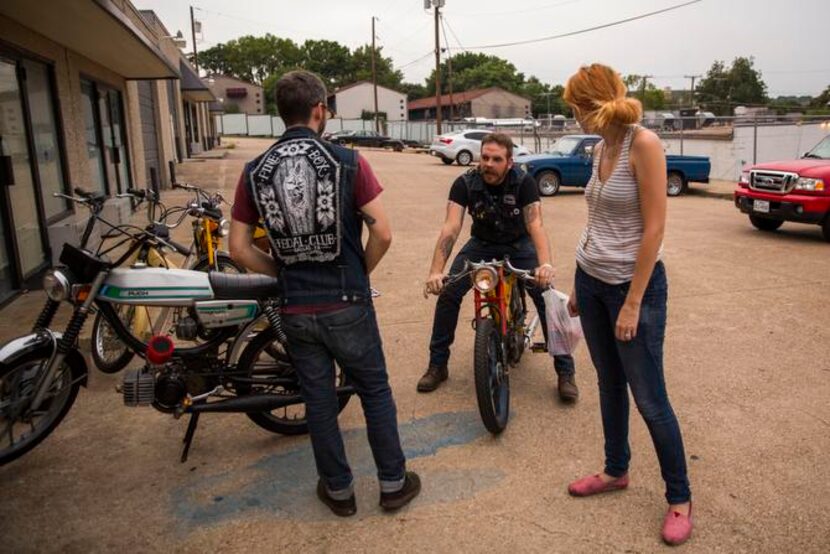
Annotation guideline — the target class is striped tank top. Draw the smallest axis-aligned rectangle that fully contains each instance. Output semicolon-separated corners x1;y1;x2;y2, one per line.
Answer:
576;125;662;284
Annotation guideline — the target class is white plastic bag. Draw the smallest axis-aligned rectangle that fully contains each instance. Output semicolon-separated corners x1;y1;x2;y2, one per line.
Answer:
542;288;583;356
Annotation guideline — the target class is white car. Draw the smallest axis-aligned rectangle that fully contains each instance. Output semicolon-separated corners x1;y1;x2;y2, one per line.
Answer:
429;129;531;166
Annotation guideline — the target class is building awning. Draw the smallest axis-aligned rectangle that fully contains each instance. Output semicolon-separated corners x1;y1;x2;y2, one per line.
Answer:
180;60;216;103
0;0;178;79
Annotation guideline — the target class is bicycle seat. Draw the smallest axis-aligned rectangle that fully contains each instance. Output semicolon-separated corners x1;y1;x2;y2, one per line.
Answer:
209;272;280;300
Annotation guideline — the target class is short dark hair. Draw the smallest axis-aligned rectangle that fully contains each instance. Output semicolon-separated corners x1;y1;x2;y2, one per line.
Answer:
275;70;328;126
481;132;513;158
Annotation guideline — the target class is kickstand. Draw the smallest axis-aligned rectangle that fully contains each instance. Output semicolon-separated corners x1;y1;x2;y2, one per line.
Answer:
180;413;200;464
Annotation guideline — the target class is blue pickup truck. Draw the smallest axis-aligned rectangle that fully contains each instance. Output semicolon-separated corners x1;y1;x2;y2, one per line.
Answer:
516;134;711;196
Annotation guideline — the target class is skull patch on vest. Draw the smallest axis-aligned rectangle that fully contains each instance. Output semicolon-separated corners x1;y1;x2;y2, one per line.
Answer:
249;138;341;264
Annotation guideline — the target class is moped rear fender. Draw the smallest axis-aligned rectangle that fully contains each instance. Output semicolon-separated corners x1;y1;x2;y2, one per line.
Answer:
0;332;88;386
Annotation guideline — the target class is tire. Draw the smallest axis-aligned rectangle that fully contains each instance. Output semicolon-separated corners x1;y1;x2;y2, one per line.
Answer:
667;171;687;197
822;216;830;243
473;318;510;434
456;150;473;166
191;253;245;273
90;305;137;374
537;170;561;196
0;354;80;465
236;327;351;435
749;215;784;232
441;157;454;165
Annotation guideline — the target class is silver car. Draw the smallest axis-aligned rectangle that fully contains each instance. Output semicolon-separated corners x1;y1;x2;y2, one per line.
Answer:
430;129;531;166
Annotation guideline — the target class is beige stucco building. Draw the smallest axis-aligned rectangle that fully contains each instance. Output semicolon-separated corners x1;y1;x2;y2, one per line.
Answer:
206;74;264;115
0;0;217;303
329;81;408;121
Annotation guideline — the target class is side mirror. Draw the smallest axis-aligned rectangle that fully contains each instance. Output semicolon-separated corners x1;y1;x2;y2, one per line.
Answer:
583;145;594;157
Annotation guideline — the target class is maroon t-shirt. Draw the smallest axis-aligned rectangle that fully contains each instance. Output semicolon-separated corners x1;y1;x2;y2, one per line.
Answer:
232;153;383;314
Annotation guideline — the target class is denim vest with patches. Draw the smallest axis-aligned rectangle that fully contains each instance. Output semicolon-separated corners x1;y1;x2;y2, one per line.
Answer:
465;167;528;244
247;127;369;306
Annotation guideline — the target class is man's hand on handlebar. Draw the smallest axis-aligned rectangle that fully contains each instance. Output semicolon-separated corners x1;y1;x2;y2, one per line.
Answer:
424;272;446;298
534;263;555;288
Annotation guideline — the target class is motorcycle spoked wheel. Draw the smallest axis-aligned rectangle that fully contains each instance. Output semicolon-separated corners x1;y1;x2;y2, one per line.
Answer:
473;318;510;434
235;327;351;435
0;356;80;465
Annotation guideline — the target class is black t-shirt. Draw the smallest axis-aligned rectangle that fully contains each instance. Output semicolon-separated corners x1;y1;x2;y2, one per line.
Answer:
449;169;540;243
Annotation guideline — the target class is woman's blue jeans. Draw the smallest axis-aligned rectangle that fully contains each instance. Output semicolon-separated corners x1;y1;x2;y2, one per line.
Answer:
575;262;690;504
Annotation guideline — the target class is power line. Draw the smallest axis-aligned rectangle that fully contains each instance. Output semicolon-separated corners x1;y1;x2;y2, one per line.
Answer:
463;0;703;50
398;51;434;70
443;16;467;52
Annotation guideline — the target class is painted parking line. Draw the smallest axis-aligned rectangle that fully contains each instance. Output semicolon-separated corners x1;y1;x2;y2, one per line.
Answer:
172;410;503;526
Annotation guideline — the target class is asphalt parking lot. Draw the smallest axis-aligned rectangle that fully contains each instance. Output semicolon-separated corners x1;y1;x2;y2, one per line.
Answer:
1;137;828;553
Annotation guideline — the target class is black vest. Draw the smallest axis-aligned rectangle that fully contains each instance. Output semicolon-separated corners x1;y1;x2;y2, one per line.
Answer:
465;167;529;244
246;127;370;306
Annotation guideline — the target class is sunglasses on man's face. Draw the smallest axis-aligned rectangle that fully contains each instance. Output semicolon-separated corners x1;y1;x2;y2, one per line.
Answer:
318;102;336;118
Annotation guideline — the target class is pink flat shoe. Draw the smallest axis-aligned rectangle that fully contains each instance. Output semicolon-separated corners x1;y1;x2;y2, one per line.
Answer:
567;473;629;497
662;503;693;546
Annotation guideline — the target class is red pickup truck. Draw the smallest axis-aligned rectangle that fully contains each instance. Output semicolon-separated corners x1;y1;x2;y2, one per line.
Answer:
734;134;830;242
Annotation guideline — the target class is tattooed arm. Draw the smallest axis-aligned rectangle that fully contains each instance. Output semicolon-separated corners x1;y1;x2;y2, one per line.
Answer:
425;201;466;296
523;201;555;287
360;196;392;274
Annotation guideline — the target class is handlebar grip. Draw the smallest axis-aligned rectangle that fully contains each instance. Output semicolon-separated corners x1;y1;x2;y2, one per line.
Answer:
202;206;223;220
169;240;191;256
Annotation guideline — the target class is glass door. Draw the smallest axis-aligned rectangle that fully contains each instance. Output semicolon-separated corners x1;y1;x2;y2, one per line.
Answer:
0;57;48;292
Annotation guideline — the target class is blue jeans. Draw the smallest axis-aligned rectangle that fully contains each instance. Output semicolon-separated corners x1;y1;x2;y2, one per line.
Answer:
575;262;691;504
429;237;575;376
282;303;406;492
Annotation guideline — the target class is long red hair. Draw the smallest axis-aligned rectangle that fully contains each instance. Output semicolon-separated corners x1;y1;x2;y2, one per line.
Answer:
563;64;642;132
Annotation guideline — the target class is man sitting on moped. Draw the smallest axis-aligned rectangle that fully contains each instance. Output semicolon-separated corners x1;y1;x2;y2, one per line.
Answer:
421;133;579;401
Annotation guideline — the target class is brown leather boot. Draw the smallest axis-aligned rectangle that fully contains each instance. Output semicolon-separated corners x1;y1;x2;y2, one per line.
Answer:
558;374;579;402
417;364;448;393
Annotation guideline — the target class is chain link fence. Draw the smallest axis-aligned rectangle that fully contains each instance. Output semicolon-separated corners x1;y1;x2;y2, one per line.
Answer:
216;113;830;182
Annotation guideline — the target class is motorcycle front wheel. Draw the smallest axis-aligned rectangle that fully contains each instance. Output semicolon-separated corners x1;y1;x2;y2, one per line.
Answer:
0;355;80;465
474;318;510;434
235;327;351;435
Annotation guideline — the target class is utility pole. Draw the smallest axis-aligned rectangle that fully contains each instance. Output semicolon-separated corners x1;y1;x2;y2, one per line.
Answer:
190;6;198;72
684;74;701;107
440;15;454;121
371;16;379;133
432;1;443;134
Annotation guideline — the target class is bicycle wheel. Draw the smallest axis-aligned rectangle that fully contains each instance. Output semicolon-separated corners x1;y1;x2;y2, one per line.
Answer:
473;318;510;434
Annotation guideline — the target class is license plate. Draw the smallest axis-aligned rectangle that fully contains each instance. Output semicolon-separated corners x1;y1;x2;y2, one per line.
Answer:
753;200;770;213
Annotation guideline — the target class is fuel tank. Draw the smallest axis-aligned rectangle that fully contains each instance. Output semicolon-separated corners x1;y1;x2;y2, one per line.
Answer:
98;268;213;306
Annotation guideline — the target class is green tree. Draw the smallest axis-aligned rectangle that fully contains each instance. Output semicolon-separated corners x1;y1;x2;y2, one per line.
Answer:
425;52;525;95
196;34;302;85
400;82;429;101
300;39;353;89
696;57;768;115
521;78;569;117
811;85;830;108
349;45;404;90
623;75;666;111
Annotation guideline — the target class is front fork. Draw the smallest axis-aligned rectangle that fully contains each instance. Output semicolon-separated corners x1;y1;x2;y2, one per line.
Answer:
29;272;107;412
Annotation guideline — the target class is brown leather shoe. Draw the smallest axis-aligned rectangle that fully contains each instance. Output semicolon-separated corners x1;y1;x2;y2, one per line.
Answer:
417;364;448;393
380;471;421;511
558;374;579;402
316;480;356;517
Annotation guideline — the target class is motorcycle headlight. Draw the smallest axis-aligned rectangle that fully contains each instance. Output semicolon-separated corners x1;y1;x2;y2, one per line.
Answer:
795;177;825;191
43;269;72;302
217;218;230;237
472;267;499;293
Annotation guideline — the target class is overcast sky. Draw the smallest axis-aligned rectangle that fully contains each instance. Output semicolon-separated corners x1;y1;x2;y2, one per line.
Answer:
135;0;830;97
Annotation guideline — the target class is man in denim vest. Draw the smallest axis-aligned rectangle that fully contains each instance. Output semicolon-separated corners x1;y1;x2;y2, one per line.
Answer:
422;134;578;401
230;70;419;517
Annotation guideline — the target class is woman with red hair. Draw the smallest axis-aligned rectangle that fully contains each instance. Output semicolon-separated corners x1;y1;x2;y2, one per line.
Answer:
563;64;693;546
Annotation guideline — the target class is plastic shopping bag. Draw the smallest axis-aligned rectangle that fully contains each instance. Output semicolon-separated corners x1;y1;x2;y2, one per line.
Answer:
542;288;583;356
